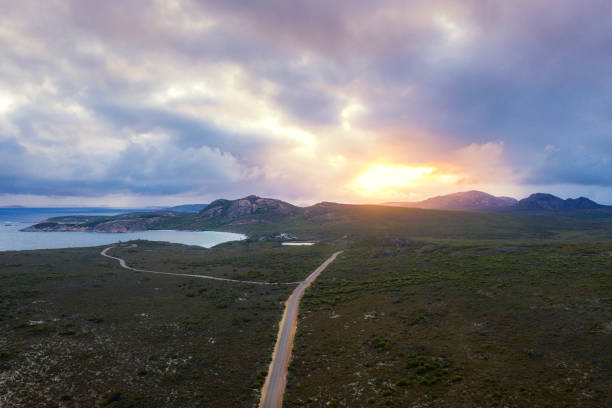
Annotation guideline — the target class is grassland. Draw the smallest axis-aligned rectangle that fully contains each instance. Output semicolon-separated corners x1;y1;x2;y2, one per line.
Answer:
158;205;612;243
113;240;334;284
2;205;612;407
284;239;612;408
0;240;334;407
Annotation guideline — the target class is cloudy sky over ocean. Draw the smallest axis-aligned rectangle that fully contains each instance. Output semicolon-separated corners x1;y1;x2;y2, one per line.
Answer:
1;0;611;206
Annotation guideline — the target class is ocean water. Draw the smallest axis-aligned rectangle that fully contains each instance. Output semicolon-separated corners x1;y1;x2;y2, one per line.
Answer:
0;208;244;251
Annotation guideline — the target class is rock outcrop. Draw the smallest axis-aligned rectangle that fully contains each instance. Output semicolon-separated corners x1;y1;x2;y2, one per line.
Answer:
515;193;605;211
22;211;179;232
384;191;518;211
198;195;301;220
384;191;607;212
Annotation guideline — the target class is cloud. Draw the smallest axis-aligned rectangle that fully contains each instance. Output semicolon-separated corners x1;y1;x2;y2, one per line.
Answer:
451;141;517;184
1;1;612;205
106;130;260;194
524;148;612;187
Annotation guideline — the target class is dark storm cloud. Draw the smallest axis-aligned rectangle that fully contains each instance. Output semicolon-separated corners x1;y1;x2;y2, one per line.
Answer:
525;148;612;187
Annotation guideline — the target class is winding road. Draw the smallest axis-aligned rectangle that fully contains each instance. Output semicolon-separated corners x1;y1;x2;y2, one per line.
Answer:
259;251;343;408
101;247;301;285
100;246;343;407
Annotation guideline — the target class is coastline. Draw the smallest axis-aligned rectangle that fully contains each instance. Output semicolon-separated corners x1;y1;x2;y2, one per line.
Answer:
0;227;246;252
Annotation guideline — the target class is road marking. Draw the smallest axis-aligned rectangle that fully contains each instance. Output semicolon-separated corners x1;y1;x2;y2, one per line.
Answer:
259;251;343;408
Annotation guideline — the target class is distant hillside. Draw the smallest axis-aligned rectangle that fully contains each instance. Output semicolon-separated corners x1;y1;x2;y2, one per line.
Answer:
515;193;606;211
384;191;517;211
194;195;301;223
22;211;183;233
383;191;608;213
23;196;301;232
167;204;208;213
23;193;612;241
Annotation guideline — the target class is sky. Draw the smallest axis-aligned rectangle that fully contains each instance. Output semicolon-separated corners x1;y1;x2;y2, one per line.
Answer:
1;0;611;207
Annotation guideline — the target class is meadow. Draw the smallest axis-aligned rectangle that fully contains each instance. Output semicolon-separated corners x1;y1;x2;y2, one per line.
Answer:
1;206;611;407
159;204;612;243
0;241;331;407
284;239;612;407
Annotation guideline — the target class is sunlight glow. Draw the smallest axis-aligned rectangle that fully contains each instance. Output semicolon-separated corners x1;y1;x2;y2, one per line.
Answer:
329;155;346;167
435;14;466;42
0;91;15;113
355;164;435;192
341;102;365;130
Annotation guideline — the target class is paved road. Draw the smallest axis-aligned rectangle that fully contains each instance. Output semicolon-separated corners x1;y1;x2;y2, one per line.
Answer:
100;247;300;285
259;251;343;408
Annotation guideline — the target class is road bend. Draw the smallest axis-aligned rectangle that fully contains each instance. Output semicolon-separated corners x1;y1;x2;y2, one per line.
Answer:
100;247;301;285
101;246;343;407
259;251;343;408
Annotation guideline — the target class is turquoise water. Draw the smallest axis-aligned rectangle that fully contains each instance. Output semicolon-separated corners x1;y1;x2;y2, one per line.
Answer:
0;208;244;251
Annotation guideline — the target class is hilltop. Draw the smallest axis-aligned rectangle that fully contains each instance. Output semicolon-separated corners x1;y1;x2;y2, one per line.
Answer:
22;196;302;233
515;193;605;211
383;190;607;212
384;190;517;211
21;211;182;233
197;195;300;221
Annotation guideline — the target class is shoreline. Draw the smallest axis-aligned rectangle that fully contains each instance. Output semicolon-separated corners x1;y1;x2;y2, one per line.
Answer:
0;228;246;252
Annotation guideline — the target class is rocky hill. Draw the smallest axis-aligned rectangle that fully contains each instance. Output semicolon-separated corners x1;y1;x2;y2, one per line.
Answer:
197;195;300;220
384;191;518;211
23;192;609;234
384;191;608;212
515;193;605;211
22;211;181;233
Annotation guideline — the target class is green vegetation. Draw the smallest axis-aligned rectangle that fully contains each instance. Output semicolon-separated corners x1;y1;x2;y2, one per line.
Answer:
4;205;612;407
156;204;612;243
114;240;333;283
0;241;331;407
284;239;612;407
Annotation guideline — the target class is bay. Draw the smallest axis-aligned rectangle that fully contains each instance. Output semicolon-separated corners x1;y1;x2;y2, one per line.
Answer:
0;208;244;251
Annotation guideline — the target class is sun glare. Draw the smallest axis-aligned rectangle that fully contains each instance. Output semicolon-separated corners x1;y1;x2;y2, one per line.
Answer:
355;164;435;192
0;91;15;113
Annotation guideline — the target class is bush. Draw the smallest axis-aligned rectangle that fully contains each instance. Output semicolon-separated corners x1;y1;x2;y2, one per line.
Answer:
102;391;122;406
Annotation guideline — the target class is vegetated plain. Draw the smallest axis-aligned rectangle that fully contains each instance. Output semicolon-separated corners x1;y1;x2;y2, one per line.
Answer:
284;239;612;408
0;240;333;407
2;204;612;407
151;200;612;241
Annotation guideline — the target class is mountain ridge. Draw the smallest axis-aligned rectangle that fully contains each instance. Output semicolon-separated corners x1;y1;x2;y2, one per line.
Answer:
514;193;605;211
384;190;518;211
383;190;607;212
21;211;182;233
196;195;301;220
22;192;609;233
